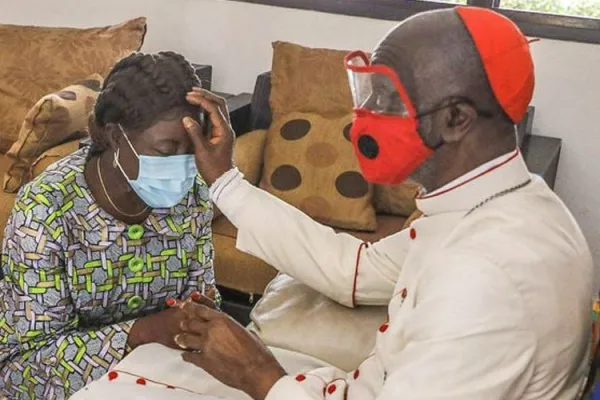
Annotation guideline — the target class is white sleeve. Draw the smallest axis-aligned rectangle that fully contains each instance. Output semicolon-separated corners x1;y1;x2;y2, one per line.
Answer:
210;169;409;307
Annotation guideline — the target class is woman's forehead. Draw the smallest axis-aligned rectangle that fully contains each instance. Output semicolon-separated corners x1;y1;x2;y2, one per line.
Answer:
138;115;194;144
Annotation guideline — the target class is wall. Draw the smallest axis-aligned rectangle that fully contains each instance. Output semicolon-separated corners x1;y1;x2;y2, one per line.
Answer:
1;0;599;266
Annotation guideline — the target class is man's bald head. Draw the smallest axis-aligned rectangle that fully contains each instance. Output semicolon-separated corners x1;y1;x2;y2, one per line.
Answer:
372;9;509;126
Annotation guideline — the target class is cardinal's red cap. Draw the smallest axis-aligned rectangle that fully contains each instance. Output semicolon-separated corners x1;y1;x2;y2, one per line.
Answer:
456;6;535;123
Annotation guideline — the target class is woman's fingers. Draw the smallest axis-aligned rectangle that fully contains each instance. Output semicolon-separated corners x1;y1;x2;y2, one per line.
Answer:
174;332;204;351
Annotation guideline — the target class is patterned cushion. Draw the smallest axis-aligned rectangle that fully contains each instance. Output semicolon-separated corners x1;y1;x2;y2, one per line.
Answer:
3;75;102;193
260;111;376;231
0;17;146;153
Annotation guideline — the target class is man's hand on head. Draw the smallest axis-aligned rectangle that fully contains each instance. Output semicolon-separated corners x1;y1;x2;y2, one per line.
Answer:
183;88;235;186
176;302;286;400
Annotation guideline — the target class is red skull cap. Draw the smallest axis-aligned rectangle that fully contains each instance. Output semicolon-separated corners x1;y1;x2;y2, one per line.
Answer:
456;6;535;123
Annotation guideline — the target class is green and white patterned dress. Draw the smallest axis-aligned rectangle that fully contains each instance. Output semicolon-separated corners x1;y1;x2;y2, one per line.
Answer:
0;147;215;399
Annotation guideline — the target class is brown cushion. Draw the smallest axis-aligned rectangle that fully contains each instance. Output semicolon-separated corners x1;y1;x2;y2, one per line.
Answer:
0;154;17;243
261;112;376;231
213;129;268;221
373;180;422;217
30;140;81;179
0;17;146;153
3;75;102;193
403;208;424;228
235;129;268;186
342;214;407;242
269;41;352;118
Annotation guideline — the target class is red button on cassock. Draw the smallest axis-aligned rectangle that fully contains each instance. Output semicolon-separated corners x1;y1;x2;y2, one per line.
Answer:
353;369;360;379
327;384;337;394
108;371;118;381
379;323;389;333
136;378;147;385
410;228;417;240
296;374;306;382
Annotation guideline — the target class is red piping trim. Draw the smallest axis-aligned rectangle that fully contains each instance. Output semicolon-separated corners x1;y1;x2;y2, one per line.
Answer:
112;369;200;395
419;149;520;200
351;242;368;308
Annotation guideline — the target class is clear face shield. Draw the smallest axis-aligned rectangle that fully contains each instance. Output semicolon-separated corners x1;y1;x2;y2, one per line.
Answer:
345;51;415;118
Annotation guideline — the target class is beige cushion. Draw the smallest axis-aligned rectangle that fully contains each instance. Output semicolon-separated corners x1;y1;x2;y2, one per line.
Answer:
30;140;81;179
0;154;17;243
269;41;353;118
248;273;388;371
0;17;146;153
373;180;422;217
213;129;268;221
235;129;267;186
3;75;102;193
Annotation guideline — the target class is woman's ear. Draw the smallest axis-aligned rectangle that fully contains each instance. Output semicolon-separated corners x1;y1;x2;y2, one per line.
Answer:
104;123;123;152
439;102;477;144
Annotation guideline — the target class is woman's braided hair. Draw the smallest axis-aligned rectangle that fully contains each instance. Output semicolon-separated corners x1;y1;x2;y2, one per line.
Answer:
89;51;200;156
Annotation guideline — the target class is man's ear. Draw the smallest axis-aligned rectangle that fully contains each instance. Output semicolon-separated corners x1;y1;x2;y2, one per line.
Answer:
439;102;477;144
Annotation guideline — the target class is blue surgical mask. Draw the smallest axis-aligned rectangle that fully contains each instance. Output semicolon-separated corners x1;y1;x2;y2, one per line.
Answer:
114;125;198;209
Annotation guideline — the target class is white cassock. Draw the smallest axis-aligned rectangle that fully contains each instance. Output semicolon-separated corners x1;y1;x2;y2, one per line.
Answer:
73;150;595;400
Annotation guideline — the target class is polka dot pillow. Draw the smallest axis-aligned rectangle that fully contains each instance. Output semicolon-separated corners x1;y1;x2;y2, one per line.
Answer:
260;111;377;231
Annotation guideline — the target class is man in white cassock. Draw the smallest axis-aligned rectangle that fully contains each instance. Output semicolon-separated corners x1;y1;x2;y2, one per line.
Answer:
73;6;595;400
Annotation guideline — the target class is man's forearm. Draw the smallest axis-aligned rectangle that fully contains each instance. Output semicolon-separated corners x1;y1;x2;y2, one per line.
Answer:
210;169;402;306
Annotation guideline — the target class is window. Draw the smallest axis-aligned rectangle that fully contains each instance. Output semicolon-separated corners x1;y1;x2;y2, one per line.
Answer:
501;0;600;19
231;0;600;43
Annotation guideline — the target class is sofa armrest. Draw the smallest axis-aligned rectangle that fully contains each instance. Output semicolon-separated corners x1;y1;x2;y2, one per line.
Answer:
192;64;213;91
228;93;253;136
249;72;273;131
517;106;535;149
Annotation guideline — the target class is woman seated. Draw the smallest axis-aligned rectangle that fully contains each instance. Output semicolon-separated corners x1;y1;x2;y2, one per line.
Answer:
0;51;217;399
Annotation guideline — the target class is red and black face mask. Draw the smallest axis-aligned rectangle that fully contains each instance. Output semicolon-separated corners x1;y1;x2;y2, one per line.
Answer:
345;51;434;185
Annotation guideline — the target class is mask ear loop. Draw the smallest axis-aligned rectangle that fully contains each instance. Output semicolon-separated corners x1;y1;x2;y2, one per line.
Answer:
114;124;140;181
